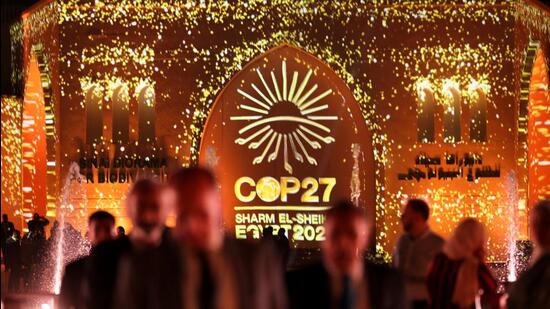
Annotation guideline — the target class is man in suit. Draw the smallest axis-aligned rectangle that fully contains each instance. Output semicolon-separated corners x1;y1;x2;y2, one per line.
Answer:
59;210;115;309
169;167;287;309
288;200;406;309
508;199;550;309
85;179;182;309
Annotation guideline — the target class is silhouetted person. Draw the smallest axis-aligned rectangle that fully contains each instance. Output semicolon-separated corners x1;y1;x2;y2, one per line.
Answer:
262;226;276;250
116;226;127;239
20;214;48;291
263;226;274;238
276;228;290;268
85;179;182;309
288;200;405;309
427;218;498;309
508;200;550;309
27;213;49;240
393;199;444;309
1;214;15;259
170;167;287;309
5;229;22;292
59;211;115;309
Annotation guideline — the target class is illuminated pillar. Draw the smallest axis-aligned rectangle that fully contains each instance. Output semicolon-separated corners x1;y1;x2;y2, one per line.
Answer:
1;97;23;229
468;81;488;142
416;80;435;143
442;80;462;143
22;55;47;219
112;84;130;144
137;84;156;144
527;50;550;207
85;85;103;144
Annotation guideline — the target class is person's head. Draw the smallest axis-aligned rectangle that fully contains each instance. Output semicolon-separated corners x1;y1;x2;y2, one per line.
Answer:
88;211;115;246
126;179;164;234
263;226;273;237
169;167;222;251
117;226;126;237
531;200;550;250
444;218;486;261
33;213;39;220
401;198;430;234
2;214;7;222
322;200;369;275
278;228;286;237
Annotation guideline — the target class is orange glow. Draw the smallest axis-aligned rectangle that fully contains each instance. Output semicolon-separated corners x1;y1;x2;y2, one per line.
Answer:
22;54;48;220
528;50;550;207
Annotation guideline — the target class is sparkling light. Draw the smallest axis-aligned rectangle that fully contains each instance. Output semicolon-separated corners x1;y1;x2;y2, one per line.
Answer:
6;0;549;266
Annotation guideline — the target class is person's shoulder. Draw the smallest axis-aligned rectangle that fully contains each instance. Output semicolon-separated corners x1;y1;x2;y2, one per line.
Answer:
66;256;87;269
508;254;550;308
432;251;447;260
90;237;131;257
426;230;444;243
516;254;550;283
64;256;88;276
395;233;410;244
287;262;326;283
533;253;550;268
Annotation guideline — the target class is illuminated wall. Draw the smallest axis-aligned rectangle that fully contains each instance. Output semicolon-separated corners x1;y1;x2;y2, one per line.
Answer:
1;96;23;227
6;0;549;260
528;50;550;207
199;45;376;247
22;54;47;221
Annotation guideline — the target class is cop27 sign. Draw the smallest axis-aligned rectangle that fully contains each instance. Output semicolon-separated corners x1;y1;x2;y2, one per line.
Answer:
199;45;375;247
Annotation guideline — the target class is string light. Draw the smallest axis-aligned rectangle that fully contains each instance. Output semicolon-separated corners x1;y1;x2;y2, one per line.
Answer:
5;0;549;263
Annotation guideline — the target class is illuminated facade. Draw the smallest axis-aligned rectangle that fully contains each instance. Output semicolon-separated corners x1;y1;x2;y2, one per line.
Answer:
2;0;549;260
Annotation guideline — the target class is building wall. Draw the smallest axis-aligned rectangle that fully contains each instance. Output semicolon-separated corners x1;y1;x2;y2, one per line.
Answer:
13;0;550;260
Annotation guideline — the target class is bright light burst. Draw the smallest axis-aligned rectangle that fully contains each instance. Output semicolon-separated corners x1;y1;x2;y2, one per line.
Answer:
230;60;336;174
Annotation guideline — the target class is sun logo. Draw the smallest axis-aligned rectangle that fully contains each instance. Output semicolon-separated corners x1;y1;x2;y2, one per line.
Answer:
230;60;337;174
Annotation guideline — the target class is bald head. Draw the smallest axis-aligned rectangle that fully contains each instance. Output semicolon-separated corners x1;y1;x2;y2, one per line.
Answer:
127;179;163;233
169;167;223;251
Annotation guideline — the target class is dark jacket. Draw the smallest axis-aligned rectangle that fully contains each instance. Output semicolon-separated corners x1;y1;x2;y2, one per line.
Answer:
287;261;406;309
59;256;87;309
507;253;550;309
184;237;287;309
85;231;182;309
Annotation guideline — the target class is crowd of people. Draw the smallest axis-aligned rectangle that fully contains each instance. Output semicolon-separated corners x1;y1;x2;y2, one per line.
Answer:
1;212;56;292
1;166;549;309
0;213;125;293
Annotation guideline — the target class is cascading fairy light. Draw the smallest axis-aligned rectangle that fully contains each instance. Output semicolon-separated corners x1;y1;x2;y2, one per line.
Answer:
8;0;550;266
1;97;23;226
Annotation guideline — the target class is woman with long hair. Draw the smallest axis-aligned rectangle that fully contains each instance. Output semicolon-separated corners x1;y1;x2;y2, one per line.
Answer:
427;218;499;309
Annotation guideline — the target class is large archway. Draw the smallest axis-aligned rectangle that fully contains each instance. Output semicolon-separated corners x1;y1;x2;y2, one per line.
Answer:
198;45;375;248
20;44;58;227
22;53;48;219
527;49;550;206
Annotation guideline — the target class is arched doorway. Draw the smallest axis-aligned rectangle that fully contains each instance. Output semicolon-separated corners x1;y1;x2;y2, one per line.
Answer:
527;49;550;206
198;45;375;248
20;44;57;227
22;53;48;220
